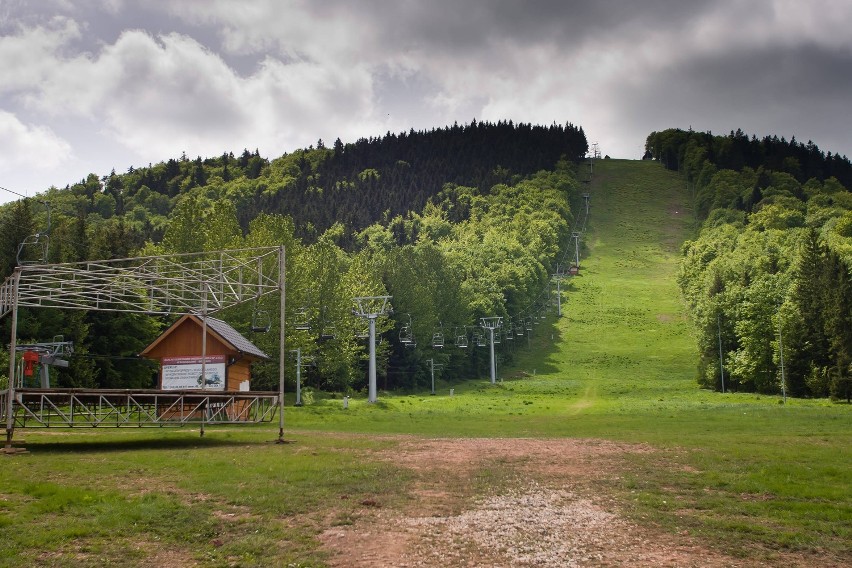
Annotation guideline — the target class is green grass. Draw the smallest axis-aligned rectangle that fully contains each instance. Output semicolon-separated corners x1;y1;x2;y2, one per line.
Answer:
2;160;849;566
1;430;408;566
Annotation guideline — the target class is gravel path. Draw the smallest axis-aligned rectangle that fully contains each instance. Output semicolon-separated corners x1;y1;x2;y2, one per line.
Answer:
318;437;779;567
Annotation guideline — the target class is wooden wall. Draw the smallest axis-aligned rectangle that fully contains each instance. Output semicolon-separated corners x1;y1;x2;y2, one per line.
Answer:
228;360;252;391
144;321;231;359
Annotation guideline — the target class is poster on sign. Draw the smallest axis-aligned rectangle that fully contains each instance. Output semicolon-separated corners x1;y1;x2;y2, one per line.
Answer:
162;355;227;391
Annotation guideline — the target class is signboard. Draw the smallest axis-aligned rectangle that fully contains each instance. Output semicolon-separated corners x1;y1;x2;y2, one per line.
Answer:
161;355;226;391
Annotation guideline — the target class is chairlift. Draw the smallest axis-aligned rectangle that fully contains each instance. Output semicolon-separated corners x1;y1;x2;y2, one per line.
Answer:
493;328;501;344
250;309;271;333
474;330;487;347
504;321;515;340
356;322;370;339
17;233;49;265
525;318;533;332
16;201;51;266
399;313;415;345
454;326;468;348
320;324;337;341
294;307;311;331
431;322;445;348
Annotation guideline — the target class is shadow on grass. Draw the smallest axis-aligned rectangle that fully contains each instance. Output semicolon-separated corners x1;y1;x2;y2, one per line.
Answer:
14;429;282;454
498;315;563;377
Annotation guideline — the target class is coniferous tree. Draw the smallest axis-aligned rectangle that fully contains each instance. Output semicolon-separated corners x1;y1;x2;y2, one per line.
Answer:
786;229;831;396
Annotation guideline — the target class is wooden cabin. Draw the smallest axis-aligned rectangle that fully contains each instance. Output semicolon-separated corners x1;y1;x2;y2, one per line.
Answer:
140;314;270;392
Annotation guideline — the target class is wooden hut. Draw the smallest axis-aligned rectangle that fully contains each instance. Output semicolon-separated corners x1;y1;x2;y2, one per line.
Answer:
140;314;270;392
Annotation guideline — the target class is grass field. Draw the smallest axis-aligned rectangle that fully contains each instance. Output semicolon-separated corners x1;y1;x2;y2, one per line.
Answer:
2;160;849;567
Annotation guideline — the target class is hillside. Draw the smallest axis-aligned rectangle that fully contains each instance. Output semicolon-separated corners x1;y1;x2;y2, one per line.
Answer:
292;158;702;435
557;159;697;408
647;128;852;400
1;122;587;392
4;116;852;400
287;159;850;564
4;159;848;567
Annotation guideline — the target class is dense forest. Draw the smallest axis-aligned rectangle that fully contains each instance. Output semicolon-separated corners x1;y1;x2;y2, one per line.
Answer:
1;121;588;393
646;128;852;400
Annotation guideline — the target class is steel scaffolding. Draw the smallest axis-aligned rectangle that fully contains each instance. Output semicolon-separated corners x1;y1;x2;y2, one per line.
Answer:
2;247;286;450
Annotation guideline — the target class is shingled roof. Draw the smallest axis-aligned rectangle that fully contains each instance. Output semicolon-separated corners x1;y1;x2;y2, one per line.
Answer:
140;313;270;361
204;316;270;360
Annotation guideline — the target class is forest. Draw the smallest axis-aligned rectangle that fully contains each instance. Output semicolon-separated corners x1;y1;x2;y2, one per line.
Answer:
646;128;852;400
0;120;588;393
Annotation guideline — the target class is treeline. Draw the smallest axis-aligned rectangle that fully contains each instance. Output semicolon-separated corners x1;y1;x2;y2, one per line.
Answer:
255;120;587;245
1;122;585;393
646;128;852;190
647;128;852;400
6;120;585;254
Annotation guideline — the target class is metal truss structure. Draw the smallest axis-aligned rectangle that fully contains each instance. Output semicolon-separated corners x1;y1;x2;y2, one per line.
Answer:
2;247;286;450
2;389;279;429
0;247;282;317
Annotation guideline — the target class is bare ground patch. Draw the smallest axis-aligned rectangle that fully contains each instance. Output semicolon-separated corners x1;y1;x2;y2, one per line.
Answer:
318;437;829;567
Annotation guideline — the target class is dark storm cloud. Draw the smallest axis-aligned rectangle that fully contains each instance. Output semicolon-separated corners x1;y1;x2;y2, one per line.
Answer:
334;0;708;50
2;0;851;200
619;42;852;156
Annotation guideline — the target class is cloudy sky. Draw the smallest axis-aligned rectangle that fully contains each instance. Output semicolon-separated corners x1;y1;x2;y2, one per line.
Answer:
1;0;851;203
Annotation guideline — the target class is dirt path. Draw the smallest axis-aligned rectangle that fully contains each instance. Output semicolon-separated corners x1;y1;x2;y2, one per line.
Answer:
317;437;799;567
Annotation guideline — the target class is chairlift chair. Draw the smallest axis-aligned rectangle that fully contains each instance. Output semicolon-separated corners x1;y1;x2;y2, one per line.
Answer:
356;323;370;339
431;322;445;348
454;326;468;348
320;324;337;341
250;309;271;333
474;330;487;347
294;307;311;331
16;201;51;266
504;321;515;340
16;233;49;265
399;313;415;346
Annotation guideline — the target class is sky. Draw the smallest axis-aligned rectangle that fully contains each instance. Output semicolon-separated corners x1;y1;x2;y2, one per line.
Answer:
1;0;851;204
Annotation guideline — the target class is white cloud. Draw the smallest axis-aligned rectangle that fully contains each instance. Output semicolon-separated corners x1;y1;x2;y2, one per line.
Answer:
93;31;380;157
2;0;851;186
2;20;380;159
0;111;72;171
0;16;82;94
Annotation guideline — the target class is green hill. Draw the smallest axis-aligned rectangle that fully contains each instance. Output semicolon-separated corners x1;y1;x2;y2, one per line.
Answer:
556;159;697;409
290;158;850;560
3;159;850;566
